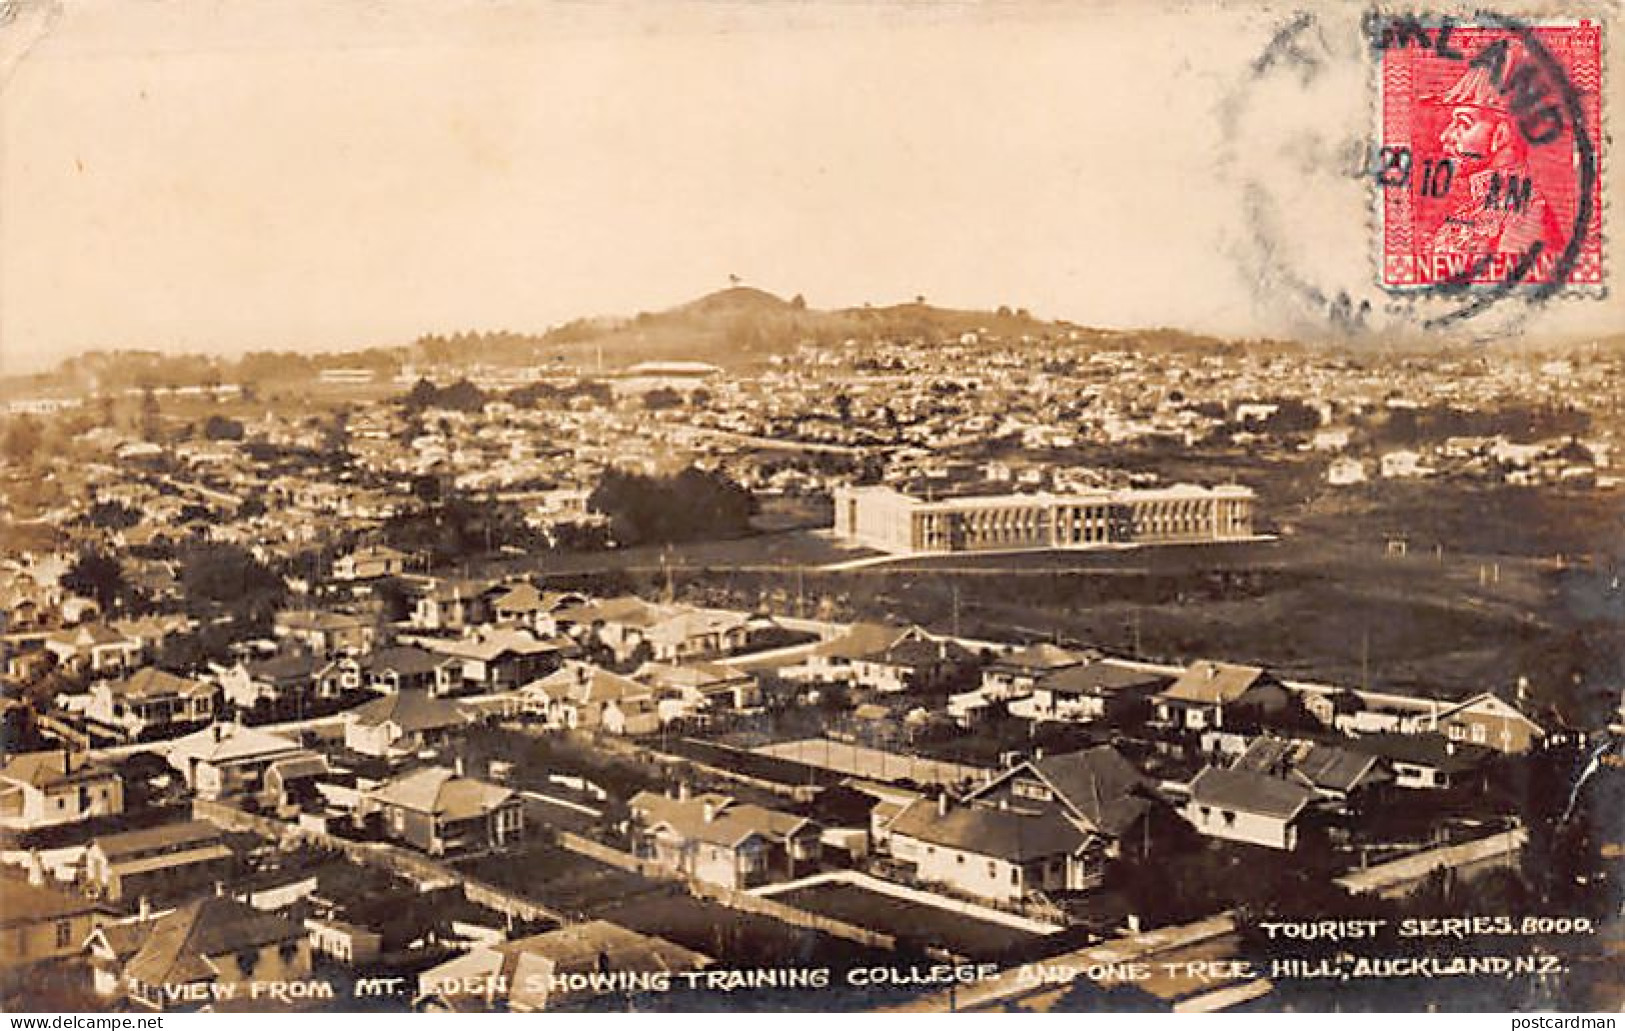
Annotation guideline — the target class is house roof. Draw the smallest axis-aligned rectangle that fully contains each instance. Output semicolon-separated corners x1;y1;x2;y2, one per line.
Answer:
887;798;1087;862
110;844;234;878
245;650;320;684
124;897;303;987
1432;692;1545;734
629;791;810;849
813;623;921;661
879;635;976;669
92;820;224;860
1188;767;1316;821
492;583;546;613
369;766;514;820
0;876;102;928
168;723;305;767
367;645;452;677
991;643;1092;675
529;662;649;705
0;749;116;790
1159;661;1271;705
504;919;708;987
90;915;166;961
1346;732;1493;773
423;629;560;662
634;660;749;690
1026;746;1152;836
1039;661;1170;697
348;689;470;732
110;667;212;700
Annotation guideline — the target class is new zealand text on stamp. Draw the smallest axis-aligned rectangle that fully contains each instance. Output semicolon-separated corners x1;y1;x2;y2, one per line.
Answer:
1377;18;1603;291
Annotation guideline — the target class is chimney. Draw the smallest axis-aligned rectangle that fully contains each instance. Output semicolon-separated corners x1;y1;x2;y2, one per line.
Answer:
937;791;949;817
1034;746;1044;762
702;802;716;823
138;896;151;921
455;756;465;778
678;782;691;802
213;724;224;743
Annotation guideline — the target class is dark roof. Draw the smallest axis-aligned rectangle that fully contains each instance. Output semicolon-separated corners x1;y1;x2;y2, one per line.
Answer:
1034;747;1150;832
92;819;223;860
1234;737;1381;794
880;636;977;668
990;643;1092;675
124;897;303;987
1040;661;1170;697
1189;767;1315;820
888;799;1086;862
246;650;321;683
367;646;451;676
1346;732;1493;773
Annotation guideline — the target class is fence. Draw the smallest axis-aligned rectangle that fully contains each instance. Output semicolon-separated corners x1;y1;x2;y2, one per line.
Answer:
192;799;564;923
555;831;896;951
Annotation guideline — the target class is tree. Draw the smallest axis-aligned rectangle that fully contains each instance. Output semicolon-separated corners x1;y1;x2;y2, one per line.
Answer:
1;415;42;465
139;387;162;442
202;414;245;441
62;550;127;612
84;501;141;531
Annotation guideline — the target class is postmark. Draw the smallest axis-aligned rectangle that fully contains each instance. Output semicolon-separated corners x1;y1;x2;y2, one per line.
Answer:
1216;8;1608;339
1374;17;1603;297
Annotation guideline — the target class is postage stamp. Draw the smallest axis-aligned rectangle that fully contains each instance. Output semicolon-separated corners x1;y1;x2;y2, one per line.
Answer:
1375;17;1604;292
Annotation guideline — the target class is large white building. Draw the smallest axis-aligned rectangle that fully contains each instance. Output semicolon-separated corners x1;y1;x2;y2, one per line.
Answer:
832;483;1257;555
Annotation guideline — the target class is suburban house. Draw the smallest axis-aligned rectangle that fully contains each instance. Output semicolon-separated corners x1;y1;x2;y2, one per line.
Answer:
490;584;586;635
1347;733;1493;790
0;877;105;972
1400;692;1546;754
847;634;980;695
331;545;408;581
1152;661;1293;731
273;608;377;656
628;789;821;889
634;660;762;716
521;662;654;731
981;643;1093;698
418;628;564;693
165;723;315;802
214;649;354;710
86;668;217;740
366;645;460;696
417;920;709;1012
0;749;125;832
343;690;471;758
362;765;523;856
1182;766;1318;850
888;746;1155;902
643;607;751;662
43;624;144;675
85;820;234;904
803;623;931;685
412;579;497;631
1230;736;1389;808
1009;659;1171;723
121;897;311;1011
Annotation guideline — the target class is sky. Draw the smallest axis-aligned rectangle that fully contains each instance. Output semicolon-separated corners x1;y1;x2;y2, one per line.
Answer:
1;0;1621;373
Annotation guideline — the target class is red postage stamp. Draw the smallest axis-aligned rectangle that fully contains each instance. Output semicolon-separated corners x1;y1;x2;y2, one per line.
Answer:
1376;18;1603;289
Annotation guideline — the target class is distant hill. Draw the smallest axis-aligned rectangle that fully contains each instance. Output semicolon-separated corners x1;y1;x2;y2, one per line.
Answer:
18;286;1614;402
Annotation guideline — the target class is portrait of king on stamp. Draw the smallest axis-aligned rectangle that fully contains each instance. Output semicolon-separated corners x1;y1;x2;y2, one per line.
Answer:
1377;19;1604;290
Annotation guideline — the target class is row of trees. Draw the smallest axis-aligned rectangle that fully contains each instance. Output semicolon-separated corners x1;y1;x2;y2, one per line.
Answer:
588;467;757;547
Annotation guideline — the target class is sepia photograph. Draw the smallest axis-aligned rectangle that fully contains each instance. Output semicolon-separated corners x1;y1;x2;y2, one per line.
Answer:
0;0;1621;1016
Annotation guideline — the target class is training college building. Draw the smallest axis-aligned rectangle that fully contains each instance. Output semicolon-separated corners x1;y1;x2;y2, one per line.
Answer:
832;483;1257;555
